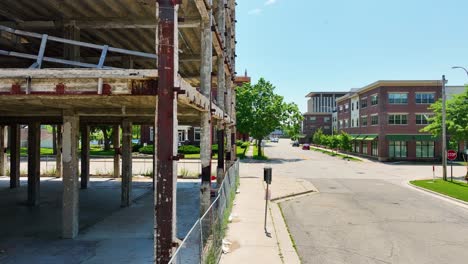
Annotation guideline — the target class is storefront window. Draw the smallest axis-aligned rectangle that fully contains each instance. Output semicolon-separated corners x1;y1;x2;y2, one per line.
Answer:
389;141;407;158
363;142;368;154
372;141;378;156
416;141;435;158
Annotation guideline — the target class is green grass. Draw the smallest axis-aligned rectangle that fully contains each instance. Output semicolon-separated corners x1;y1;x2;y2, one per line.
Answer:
310;146;361;161
411;179;468;202
89;146;115;156
253;145;268;160
15;147;55;156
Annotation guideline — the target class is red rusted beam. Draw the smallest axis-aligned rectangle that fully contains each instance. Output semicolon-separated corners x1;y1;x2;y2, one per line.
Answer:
156;0;177;263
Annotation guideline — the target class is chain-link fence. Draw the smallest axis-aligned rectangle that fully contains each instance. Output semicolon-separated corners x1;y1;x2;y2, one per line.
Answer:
169;160;239;264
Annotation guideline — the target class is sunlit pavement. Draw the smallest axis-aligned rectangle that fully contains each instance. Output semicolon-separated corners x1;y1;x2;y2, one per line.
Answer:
256;140;468;264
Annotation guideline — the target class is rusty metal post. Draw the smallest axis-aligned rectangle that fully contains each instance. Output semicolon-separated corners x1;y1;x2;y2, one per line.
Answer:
9;124;20;188
56;124;62;178
113;125;120;178
0;125;7;177
216;125;225;185
80;124;90;189
155;1;179;263
27;122;40;206
225;80;232;168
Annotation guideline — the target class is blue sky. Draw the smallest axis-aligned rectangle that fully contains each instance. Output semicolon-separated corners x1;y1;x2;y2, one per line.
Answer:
236;0;468;112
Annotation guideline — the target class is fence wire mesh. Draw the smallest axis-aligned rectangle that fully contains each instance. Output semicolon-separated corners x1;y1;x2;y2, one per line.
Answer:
169;161;239;264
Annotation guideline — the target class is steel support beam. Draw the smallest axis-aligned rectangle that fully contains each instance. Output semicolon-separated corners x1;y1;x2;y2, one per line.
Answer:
121;119;132;207
27;122;41;206
155;1;179;263
62;114;80;238
113;125;121;178
216;125;225;185
80;124;90;189
0;125;7;176
9;124;20;188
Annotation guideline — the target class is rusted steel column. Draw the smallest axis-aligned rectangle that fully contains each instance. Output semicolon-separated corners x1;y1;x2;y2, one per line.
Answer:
0;125;7;176
62;114;80;238
155;1;179;263
27;122;40;206
9;124;20;188
56;124;62;178
225;80;232;168
113;125;120;178
121;119;133;207
200;0;213;217
80;124;90;189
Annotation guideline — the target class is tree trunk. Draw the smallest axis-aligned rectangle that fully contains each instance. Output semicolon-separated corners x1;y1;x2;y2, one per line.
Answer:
103;127;111;151
257;139;262;157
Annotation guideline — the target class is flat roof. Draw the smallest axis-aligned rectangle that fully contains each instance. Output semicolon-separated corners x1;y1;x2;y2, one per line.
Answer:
305;91;348;98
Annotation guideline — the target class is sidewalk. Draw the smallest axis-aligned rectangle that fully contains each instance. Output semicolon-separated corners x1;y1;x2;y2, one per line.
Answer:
220;146;315;264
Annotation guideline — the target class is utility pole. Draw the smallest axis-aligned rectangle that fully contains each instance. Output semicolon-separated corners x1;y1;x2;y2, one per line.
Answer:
442;75;447;181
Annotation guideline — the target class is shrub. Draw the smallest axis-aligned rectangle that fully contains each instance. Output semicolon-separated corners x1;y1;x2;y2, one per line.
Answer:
178;145;200;154
236;140;245;146
212;144;218;152
132;143;143;153
138;145;154;154
241;142;250;149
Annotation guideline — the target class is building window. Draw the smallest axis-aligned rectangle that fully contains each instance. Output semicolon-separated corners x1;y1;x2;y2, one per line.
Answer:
388;114;408;125
356;119;359;127
389;141;407;158
339;105;343;112
416;93;435;104
416;141;435;158
361;98;368;108
372;141;378;156
194;127;201;141
324;117;331;123
361;116;367;127
356;102;359;110
416;114;432;125
351;119;354;127
309;116;316;122
371;115;379;126
345;119;349;128
371;94;379;106
362;142;368;154
344;104;349;113
356;142;360;153
388;93;408;104
339;120;343;129
351;103;354;111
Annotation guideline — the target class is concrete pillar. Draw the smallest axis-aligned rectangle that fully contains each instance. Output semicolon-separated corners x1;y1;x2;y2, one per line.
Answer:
56;124;62;178
0;125;7;176
62;114;80;238
80;124;90;189
225;80;232;168
121;119;132;207
113;125;120;178
216;124;225;185
200;4;213;216
27;122;41;206
9;124;20;188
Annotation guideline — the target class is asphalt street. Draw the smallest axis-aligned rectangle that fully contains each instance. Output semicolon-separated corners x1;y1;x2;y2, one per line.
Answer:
263;140;468;264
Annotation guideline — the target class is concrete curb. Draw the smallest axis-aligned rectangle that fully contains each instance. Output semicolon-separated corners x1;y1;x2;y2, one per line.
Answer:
269;202;301;264
405;180;468;209
270;190;317;203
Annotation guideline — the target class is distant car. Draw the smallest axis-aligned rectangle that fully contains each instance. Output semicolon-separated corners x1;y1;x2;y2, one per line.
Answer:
302;144;310;150
271;137;279;143
292;141;299;147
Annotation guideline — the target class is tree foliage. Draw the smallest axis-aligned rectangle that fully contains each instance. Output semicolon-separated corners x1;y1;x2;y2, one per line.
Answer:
421;86;468;143
236;78;302;156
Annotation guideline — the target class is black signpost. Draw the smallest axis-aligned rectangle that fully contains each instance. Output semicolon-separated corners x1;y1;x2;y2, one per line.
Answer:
264;167;272;237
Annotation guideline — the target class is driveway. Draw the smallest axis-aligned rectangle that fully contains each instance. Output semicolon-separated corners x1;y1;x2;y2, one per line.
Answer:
262;140;468;264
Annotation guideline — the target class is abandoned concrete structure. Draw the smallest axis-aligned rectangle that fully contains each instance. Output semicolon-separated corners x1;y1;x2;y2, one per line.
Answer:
0;0;237;263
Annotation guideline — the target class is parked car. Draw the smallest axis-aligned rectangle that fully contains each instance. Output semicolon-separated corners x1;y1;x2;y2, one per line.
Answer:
302;144;310;150
271;137;279;143
292;141;299;147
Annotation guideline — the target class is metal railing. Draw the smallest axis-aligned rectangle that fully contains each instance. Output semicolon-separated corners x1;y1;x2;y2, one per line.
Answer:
0;26;157;69
169;160;239;264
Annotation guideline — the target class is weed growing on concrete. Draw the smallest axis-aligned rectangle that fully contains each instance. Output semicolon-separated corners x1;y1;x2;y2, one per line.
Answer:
278;203;301;261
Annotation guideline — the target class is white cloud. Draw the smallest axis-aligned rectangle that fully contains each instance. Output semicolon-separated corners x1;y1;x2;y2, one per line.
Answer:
248;8;262;15
265;0;277;6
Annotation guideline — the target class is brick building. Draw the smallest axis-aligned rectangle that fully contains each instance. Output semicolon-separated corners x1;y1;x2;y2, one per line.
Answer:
302;91;347;142
335;80;463;161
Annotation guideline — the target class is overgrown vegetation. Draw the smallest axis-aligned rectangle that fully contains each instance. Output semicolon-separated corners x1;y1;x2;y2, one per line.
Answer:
253;145;268;160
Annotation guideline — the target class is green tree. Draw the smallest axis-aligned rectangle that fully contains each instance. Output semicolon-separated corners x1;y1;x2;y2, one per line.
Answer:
282;103;304;141
236;78;292;157
329;135;340;154
421;86;468;179
312;128;324;145
91;126;113;151
339;132;353;157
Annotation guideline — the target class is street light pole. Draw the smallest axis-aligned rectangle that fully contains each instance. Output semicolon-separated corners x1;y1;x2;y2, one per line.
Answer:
452;66;468;78
442;75;447;181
